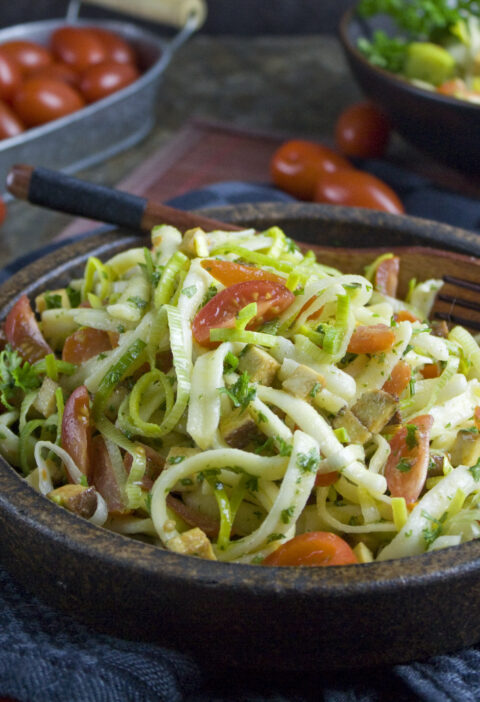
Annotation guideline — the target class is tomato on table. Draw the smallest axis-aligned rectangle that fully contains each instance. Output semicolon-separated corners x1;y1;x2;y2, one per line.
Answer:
271;139;352;200
87;27;137;65
0;100;24;139
201;259;285;286
61;385;92;482
4;294;52;363
335;101;391;159
30;61;79;88
313;169;404;214
263;531;358;566
0;51;22;102
192;280;294;347
79;60;139;102
385;414;434;504
50;27;107;72
347;323;396;354
0;40;53;76
12;77;85;126
62;326;117;364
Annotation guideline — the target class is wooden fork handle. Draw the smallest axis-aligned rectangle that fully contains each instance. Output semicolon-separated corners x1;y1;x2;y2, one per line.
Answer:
6;164;242;234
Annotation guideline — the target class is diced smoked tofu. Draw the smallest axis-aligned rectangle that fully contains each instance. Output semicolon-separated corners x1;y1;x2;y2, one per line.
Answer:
219;408;261;448
450;430;480;467
35;289;71;314
332;408;371;444
282;364;325;401
32;377;59;418
351;390;398;433
48;484;98;519
168;527;216;560
237;346;280;385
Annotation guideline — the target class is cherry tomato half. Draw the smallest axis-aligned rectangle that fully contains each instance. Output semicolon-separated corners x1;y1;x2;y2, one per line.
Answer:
192;280;295;347
50;27;107;72
335;101;391;159
347;324;396;355
263;531;358;566
0;99;24;139
62;326;116;364
385;414;434;504
271;139;352;200
87;27;137;65
79;60;139;103
30;61;79;88
4;294;52;363
0;51;22;102
0;40;53;76
61;385;92;482
200;259;285;286
13;77;85;127
91;434;128;514
313;169;404;214
382;360;412;398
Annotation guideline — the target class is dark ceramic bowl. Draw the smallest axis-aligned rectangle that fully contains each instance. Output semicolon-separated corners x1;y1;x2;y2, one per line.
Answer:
339;7;480;173
1;203;480;672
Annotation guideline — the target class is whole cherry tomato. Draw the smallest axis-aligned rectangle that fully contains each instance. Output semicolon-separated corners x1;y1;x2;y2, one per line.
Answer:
0;40;53;76
50;27;107;72
0;99;24;139
4;294;52;363
263;531;358;567
0;51;22;102
271;139;352;200
192;280;295;347
313;169;404;214
335;101;391;159
30;61;79;88
87;27;137;65
79;60;139;103
13;77;85;127
61;385;92;482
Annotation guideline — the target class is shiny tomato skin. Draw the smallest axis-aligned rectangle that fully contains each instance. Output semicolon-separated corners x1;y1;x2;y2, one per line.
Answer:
313;169;404;214
271;139;352;200
347;323;396;354
30;61;79;88
62;326;116;364
61;385;92;482
79;60;139;102
201;259;285;286
0;99;24;139
335;101;391;159
263;531;358;567
13;77;85;126
192;280;295;347
50;27;107;72
0;40;53;76
385;414;434;504
0;51;22;102
87;27;137;65
4;294;52;363
91;434;128;514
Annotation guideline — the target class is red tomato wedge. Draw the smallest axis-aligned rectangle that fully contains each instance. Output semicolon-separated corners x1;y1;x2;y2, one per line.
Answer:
62;326;117;364
263;531;358;567
396;309;420;323
382;360;411;397
91;434;128;514
374;256;400;298
200;259;285;286
385;414;434;504
4;294;53;363
61;385;92;482
421;363;441;379
347;323;396;354
192;280;295;348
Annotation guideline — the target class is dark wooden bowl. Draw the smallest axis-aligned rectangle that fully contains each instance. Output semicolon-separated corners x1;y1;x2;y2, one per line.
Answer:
339;7;480;173
1;203;480;672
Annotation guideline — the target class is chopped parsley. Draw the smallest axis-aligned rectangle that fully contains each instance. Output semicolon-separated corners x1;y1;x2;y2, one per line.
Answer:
469;459;480;482
267;532;285;543
405;424;419;450
0;345;41;410
396;458;413;473
309;381;322;398
422;509;447;546
127;296;148;310
44;292;62;309
296;448;320;474
168;455;185;464
219;371;256;413
181;285;197;298
281;506;295;524
66;286;81;308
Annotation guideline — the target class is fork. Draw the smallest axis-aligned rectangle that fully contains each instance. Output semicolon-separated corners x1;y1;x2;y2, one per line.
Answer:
6;164;480;333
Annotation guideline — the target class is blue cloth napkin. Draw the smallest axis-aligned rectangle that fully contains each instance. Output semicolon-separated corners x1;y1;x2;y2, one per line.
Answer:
1;175;479;702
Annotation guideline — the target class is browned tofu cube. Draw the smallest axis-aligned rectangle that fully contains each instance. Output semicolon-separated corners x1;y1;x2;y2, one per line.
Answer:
48;484;98;519
219;408;261;448
332;408;371;444
168;527;216;560
237;346;280;386
282;364;325;401
450;430;480;467
351;390;398;434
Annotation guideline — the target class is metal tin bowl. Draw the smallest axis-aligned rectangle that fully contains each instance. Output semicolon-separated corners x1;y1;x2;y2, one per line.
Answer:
339;7;480;173
0;202;480;671
0;17;185;193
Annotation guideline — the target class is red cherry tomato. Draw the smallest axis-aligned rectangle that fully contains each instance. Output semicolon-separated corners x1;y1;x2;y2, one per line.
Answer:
200;259;285;286
263;531;358;567
50;27;107;72
0;40;53;76
79;60;139;103
271;139;352;200
313;169;404;214
385;415;434;504
91;434;128;514
0;51;22;102
4;294;53;363
0;197;6;225
382;360;412;397
335;101;391;159
87;27;137;65
13;77;85;127
30;61;79;88
347;323;396;355
0;99;24;139
61;385;92;482
62;326;116;364
192;280;295;348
